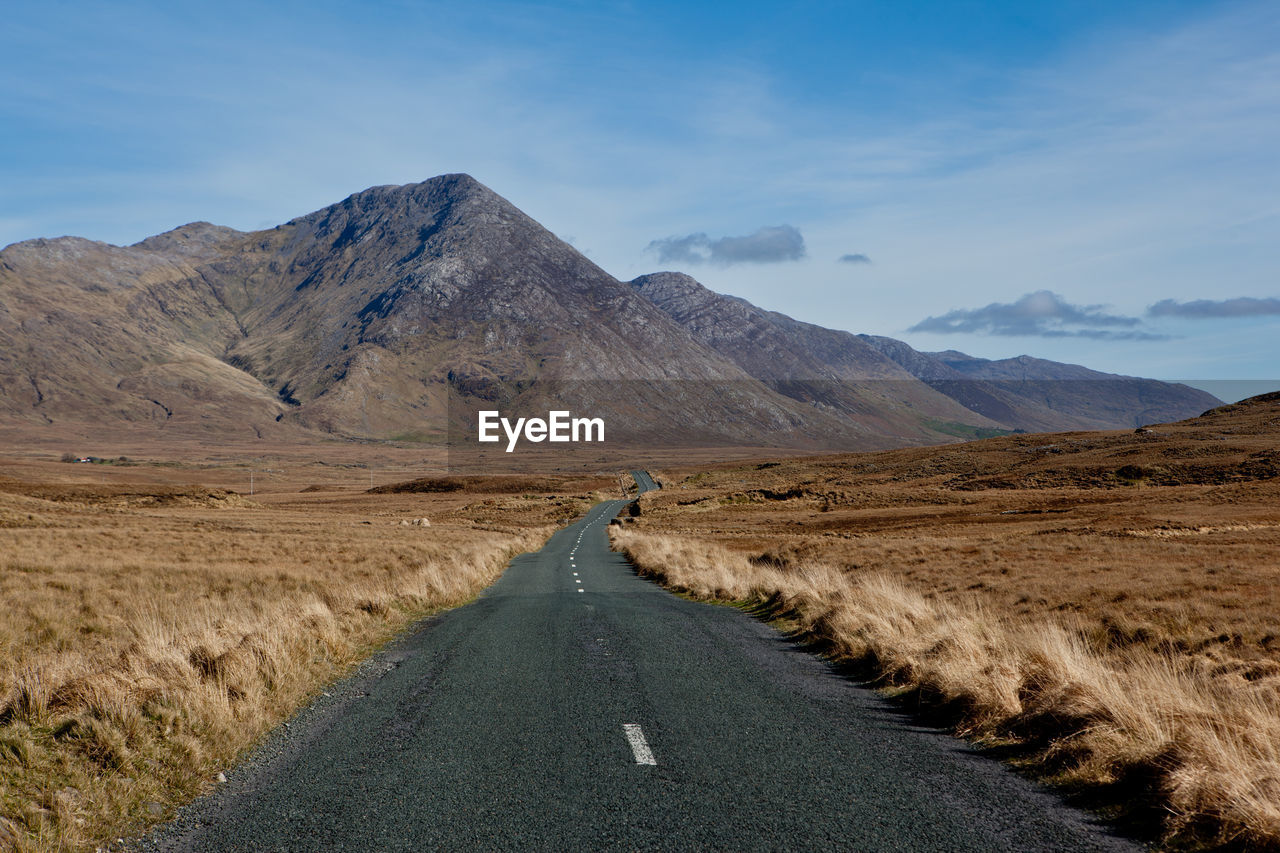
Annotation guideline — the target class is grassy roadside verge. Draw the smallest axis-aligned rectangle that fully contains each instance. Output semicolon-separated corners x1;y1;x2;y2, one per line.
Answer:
611;527;1280;851
0;484;552;852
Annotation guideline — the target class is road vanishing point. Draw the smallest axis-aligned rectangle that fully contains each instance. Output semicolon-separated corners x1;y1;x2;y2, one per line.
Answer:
142;471;1136;852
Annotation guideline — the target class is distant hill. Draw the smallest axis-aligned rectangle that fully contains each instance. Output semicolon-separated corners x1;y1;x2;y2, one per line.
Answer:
864;337;1220;431
0;174;1219;449
629;272;1010;443
630;271;1217;434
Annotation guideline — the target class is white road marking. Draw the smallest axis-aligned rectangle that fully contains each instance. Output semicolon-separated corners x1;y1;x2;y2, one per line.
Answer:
623;724;656;765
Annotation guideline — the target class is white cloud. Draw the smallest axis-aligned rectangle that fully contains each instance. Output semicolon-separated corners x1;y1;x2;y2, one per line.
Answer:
909;290;1165;340
1149;297;1280;318
646;225;806;265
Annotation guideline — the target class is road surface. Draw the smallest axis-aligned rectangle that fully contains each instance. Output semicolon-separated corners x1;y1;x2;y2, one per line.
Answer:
142;472;1135;851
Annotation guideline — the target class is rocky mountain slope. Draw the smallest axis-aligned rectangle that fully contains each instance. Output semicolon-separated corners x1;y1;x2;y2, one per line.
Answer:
0;174;1219;449
629;272;1010;442
0;177;876;448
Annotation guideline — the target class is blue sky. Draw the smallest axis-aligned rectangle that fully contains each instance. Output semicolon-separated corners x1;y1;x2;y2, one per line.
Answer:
2;1;1277;394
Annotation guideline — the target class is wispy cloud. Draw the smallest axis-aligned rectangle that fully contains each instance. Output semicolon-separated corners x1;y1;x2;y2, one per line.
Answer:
1148;297;1280;318
910;290;1168;340
837;253;871;264
646;225;806;265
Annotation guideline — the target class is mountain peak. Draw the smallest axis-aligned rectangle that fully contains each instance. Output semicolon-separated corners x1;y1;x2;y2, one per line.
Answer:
1;235;111;261
927;349;982;363
132;222;243;256
632;270;700;289
280;173;531;259
307;173;500;217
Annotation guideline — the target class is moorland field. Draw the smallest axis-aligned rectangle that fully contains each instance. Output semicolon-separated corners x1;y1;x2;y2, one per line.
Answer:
615;394;1280;850
0;442;628;852
1;396;1277;850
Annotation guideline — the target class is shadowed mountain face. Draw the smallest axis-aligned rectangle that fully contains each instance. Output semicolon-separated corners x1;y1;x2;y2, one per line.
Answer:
0;174;1219;449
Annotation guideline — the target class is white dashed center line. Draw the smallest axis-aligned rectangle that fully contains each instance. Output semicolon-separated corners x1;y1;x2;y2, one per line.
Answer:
622;724;656;765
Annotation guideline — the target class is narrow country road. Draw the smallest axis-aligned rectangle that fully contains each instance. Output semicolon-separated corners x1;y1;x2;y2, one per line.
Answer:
142;471;1135;851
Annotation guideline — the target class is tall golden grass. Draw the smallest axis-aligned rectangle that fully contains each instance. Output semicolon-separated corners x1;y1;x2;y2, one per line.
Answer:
612;528;1280;850
0;488;548;852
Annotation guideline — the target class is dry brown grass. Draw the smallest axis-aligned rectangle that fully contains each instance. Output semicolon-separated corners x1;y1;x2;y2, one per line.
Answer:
0;461;598;852
613;529;1280;849
612;397;1280;850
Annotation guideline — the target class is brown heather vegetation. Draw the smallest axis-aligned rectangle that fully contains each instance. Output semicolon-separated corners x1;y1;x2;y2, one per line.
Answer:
0;453;619;852
614;395;1280;851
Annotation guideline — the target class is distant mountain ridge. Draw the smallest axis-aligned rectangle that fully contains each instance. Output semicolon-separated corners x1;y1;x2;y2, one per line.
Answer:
861;337;1218;432
0;174;1219;449
630;271;1218;434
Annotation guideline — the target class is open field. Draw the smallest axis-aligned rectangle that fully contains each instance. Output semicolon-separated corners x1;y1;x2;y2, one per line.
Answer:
614;395;1280;850
0;453;624;852
3;395;1277;850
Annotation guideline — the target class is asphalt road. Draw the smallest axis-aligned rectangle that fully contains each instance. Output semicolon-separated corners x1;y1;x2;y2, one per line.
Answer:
630;468;658;493
142;472;1136;852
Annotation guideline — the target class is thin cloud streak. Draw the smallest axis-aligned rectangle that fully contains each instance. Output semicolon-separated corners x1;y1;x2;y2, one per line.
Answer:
1148;297;1280;318
838;253;871;264
646;225;806;266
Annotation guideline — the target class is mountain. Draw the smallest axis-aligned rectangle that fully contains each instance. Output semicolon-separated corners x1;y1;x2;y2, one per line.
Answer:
630;273;1218;434
629;272;1010;442
0;174;1219;450
0;228;286;436
860;337;1221;431
0;176;875;449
